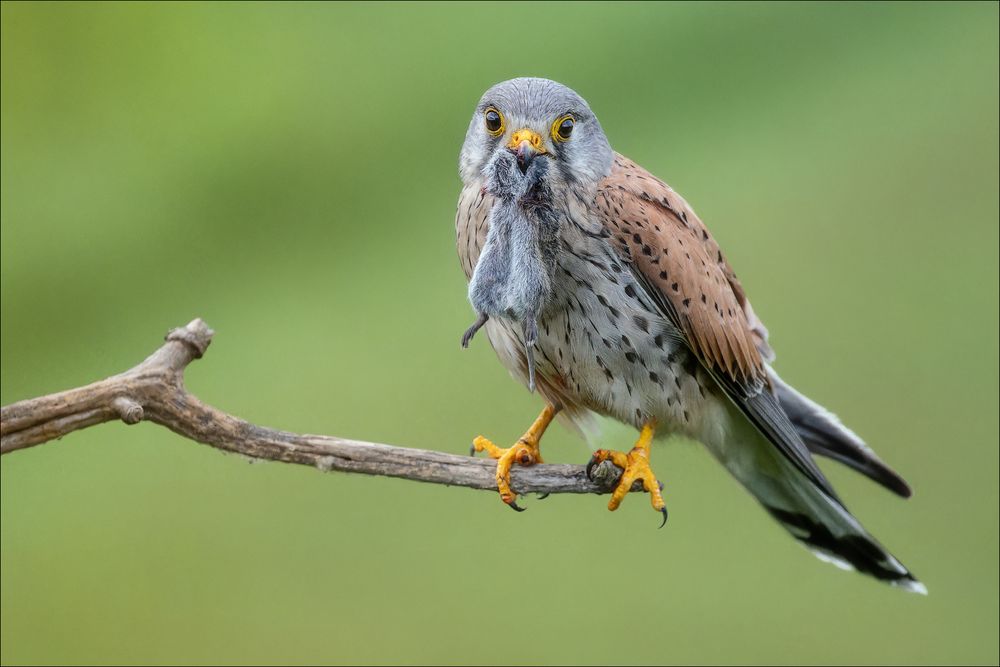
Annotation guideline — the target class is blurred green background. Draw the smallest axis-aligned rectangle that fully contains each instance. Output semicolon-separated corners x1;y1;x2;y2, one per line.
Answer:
1;2;997;664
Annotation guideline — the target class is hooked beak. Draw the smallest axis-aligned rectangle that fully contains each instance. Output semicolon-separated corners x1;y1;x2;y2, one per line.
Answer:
507;128;547;174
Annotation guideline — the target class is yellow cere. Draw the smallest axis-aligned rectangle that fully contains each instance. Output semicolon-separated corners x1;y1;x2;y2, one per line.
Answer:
506;128;547;153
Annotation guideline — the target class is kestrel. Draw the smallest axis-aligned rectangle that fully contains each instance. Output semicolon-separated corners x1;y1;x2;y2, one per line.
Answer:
456;77;923;592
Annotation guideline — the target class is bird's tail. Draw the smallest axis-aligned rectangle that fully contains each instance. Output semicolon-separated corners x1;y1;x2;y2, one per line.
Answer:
706;408;926;594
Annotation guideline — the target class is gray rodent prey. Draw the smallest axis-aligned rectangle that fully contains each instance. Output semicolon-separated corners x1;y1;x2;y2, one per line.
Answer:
462;149;560;392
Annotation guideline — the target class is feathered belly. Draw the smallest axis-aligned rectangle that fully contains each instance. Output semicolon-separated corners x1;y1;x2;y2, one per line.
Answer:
456;182;722;439
484;237;721;438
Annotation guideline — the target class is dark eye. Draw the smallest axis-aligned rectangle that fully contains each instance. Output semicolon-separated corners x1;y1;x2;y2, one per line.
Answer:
553;115;574;141
484;107;504;136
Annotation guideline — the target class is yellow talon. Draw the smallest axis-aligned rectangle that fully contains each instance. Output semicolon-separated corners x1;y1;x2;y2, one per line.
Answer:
472;404;557;510
587;421;668;526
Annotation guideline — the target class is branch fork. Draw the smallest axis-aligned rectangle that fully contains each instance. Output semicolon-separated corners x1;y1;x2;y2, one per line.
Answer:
1;319;634;498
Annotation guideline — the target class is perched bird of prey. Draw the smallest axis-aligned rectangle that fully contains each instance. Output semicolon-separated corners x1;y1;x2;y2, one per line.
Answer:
456;77;923;593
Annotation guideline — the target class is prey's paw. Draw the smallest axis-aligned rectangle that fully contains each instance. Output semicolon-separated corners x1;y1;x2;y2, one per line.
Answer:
461;313;489;348
587;447;668;528
483;150;520;201
471;434;544;511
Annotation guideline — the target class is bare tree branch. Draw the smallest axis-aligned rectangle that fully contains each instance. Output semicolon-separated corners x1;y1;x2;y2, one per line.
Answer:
0;319;634;497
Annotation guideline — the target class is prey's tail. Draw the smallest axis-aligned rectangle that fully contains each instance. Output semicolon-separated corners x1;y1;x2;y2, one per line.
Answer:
707;403;925;594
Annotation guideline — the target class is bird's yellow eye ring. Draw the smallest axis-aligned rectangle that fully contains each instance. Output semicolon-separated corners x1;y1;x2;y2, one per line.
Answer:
552;114;575;142
484;107;504;136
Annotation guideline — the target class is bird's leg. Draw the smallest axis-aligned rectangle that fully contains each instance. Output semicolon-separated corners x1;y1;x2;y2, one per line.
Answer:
461;312;489;348
471;403;559;511
586;421;668;527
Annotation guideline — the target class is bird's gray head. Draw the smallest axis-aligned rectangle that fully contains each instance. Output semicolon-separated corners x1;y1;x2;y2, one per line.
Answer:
458;78;614;187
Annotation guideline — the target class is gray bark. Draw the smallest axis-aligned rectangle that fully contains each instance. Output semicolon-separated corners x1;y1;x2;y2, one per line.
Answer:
1;319;634;497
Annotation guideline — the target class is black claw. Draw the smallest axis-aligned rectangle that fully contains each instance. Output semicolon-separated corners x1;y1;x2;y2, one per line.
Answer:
585;456;599;481
658;506;669;529
469;443;477;456
536;493;550;500
507;500;526;512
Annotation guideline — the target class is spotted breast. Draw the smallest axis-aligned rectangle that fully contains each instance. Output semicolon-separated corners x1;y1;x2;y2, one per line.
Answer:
455;155;726;442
